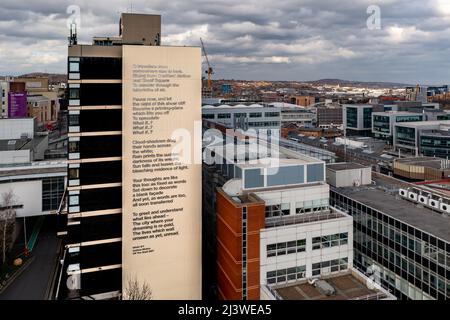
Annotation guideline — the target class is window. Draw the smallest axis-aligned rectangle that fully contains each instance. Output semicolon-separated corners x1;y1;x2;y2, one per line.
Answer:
312;232;348;250
69;62;80;72
217;113;231;119
266;265;306;284
69;168;79;180
69;88;80;99
69;195;79;206
249;112;262;118
42;177;65;211
68;114;79;126
265;112;280;117
69;141;79;153
267;239;306;257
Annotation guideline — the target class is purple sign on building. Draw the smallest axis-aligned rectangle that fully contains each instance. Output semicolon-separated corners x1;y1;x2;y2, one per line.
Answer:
8;92;27;118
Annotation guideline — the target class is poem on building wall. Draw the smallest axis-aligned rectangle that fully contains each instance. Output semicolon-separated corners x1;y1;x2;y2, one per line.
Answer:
122;46;201;299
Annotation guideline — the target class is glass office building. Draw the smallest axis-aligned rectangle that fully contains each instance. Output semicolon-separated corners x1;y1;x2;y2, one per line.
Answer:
420;131;450;159
330;185;450;300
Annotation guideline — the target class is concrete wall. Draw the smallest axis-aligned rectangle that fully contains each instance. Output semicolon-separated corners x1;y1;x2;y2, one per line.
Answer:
259;212;353;286
0;150;31;165
327;167;372;187
0;118;35;140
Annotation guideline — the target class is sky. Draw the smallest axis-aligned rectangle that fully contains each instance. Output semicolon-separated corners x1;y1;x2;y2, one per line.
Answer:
1;0;450;84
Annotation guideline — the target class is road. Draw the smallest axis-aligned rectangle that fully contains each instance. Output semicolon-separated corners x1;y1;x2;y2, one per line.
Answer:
0;218;59;300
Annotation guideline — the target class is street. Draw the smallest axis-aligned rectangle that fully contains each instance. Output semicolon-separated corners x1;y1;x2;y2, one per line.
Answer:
0;217;59;300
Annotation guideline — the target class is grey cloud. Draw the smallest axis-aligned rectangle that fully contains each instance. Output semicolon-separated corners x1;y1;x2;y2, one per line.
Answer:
0;0;449;83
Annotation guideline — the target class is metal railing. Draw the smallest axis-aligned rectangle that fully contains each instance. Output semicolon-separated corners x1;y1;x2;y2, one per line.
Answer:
265;210;345;228
264;285;284;300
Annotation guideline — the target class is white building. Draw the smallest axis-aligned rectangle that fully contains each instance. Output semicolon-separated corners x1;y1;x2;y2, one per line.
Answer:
210;134;393;299
202;103;281;131
0;161;66;217
270;102;316;128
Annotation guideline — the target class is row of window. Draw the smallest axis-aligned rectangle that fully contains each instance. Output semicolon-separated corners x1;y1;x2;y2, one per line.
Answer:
356;232;450;298
266;265;306;284
267;239;306;257
248;121;280;128
42;177;65;211
312;258;348;276
264;199;330;218
331;191;450;255
202;112;280;119
242;207;248;300
355;253;437;300
312;232;349;250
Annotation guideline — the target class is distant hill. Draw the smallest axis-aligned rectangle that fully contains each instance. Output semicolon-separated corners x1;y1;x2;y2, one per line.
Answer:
305;79;412;88
19;73;67;84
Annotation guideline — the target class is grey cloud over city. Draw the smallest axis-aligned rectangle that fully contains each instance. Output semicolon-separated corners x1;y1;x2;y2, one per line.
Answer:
1;0;450;83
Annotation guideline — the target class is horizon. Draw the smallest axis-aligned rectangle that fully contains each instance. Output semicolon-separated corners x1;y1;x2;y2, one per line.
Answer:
1;1;450;83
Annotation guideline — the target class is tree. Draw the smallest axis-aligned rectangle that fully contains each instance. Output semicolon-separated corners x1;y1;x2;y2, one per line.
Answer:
0;190;17;264
123;275;153;300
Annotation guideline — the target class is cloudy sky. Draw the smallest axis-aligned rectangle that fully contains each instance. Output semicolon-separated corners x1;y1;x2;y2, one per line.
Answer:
1;0;450;84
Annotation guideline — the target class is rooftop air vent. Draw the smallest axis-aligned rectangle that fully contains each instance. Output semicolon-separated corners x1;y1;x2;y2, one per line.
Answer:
315;280;336;296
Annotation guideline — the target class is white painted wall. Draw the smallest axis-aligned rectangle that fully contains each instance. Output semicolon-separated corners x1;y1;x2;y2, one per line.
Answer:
259;211;353;286
0;150;31;165
0;180;43;217
0;118;35;140
327;167;372;188
256;183;330;213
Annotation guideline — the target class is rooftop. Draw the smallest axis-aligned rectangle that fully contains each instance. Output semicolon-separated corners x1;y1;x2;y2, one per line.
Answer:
270;270;394;300
335;174;450;242
396;120;450;128
202;103;279;110
421;129;450;137
327;162;369;171
395;156;449;169
0;160;66;179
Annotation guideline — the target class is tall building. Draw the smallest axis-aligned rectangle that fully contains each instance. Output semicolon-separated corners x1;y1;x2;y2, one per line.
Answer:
58;13;201;300
329;167;450;300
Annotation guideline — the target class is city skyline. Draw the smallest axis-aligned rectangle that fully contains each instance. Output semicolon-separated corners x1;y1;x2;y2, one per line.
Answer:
1;0;450;84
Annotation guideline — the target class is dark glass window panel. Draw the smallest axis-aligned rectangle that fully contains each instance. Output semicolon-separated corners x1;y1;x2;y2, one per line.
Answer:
79;135;122;159
80;83;122;106
79;57;122;80
79;109;122;132
79;187;122;212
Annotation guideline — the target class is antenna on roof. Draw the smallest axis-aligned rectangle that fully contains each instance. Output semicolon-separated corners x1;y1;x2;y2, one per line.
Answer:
68;22;78;46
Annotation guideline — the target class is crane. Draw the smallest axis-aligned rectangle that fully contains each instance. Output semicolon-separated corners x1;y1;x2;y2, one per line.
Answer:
200;38;214;95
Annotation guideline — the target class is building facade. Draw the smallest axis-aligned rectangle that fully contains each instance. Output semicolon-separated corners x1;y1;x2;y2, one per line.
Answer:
59;13;201;300
330;172;450;300
202;104;281;132
343;104;373;136
316;106;343;128
393;120;450;157
372;111;424;143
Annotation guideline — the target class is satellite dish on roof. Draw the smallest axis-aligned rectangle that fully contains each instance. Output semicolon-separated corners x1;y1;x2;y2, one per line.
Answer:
223;179;243;197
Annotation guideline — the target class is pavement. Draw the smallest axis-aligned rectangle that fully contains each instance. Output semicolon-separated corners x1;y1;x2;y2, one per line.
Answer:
0;218;59;300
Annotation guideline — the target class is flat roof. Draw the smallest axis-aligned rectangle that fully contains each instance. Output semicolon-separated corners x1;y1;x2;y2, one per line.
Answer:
274;272;386;300
396;120;450;128
335;176;450;242
327;162;369;171
395;157;446;169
